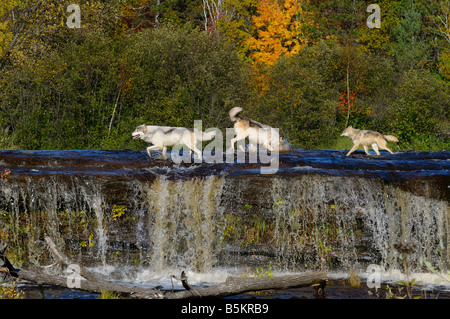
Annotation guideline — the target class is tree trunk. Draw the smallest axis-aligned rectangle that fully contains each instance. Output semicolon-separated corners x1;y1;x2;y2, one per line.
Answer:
148;272;327;299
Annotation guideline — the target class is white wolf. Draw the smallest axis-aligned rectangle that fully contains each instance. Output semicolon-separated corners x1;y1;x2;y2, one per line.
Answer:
228;107;284;152
340;126;399;156
132;124;216;160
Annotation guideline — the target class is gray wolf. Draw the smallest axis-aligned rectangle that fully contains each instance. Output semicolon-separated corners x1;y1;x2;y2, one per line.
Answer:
132;124;216;160
228;107;284;152
340;126;399;156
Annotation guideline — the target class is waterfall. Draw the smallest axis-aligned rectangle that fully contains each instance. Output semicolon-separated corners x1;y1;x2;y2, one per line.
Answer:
269;175;449;273
361;183;449;272
136;175;225;274
0;149;448;286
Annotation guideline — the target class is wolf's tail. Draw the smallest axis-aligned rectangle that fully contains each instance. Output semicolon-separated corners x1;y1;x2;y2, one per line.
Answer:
384;135;399;143
202;130;216;141
229;107;243;122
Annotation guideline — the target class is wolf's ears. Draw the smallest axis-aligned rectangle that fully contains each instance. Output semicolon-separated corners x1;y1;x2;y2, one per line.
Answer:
142;125;147;133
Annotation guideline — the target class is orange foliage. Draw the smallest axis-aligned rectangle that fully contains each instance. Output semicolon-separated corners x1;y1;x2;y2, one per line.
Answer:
337;91;357;115
337;91;373;117
245;0;309;66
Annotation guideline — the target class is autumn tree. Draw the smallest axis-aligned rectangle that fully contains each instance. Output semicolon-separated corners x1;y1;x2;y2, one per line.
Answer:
245;0;310;66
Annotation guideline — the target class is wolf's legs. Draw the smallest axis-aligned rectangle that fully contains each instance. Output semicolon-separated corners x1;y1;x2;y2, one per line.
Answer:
263;143;274;152
230;136;242;151
229;137;237;151
186;136;202;160
192;146;202;160
146;145;162;158
346;143;359;156
377;140;394;154
230;130;247;152
162;146;168;159
363;145;371;155
371;143;381;155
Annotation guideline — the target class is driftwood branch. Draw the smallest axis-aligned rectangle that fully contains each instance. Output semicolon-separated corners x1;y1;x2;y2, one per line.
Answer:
1;238;328;299
43;236;103;284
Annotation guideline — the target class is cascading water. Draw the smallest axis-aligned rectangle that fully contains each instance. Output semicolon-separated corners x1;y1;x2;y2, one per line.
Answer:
135;175;225;274
269;175;449;273
0;149;448;292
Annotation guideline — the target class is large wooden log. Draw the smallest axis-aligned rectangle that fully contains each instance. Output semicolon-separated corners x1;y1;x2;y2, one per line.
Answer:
136;272;328;299
1;238;327;299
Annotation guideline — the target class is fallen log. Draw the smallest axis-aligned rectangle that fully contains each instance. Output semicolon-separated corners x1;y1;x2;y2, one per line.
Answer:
1;238;328;299
133;272;328;299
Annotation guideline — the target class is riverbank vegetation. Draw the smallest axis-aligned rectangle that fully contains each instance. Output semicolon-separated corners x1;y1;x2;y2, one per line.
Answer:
0;0;448;151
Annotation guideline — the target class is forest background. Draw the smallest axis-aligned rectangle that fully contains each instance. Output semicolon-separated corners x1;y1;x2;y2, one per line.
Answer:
0;0;448;152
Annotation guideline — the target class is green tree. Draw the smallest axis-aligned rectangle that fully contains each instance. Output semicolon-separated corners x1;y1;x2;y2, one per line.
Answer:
389;69;449;143
216;0;258;58
392;0;429;69
124;24;249;131
119;0;204;31
305;0;367;43
250;41;340;147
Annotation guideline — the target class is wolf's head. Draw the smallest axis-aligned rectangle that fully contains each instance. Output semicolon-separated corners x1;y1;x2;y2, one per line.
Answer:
340;126;353;137
132;124;147;140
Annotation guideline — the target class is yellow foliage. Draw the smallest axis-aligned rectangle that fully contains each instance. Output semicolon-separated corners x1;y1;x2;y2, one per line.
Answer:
0;281;24;299
0;0;29;57
245;0;309;66
0;0;120;71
